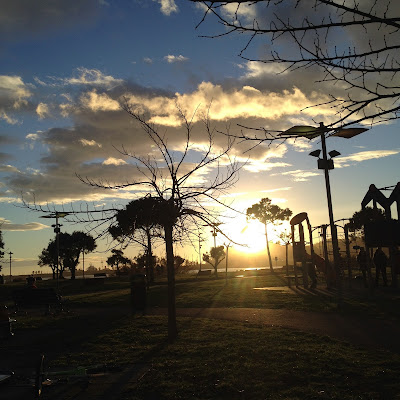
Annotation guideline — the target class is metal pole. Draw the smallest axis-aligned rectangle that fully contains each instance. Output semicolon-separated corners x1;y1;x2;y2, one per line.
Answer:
9;251;12;283
320;125;342;302
199;235;202;272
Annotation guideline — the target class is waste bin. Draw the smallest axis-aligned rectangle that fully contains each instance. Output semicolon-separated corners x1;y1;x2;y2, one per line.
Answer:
130;274;147;314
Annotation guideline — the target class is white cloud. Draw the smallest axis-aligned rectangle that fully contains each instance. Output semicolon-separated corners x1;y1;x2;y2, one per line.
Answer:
164;54;188;63
275;169;320;182
80;90;120;112
260;187;292;193
36;102;50;119
0;75;32;124
335;150;400;167
143;57;153;64
0;219;49;231
102;157;127;166
156;0;178;16
80;139;102;147
243;161;291;173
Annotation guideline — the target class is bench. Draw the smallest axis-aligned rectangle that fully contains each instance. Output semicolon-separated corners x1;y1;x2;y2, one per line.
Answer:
12;288;64;314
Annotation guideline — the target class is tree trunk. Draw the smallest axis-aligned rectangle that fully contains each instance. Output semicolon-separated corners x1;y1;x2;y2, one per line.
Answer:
146;229;153;287
285;243;289;270
265;223;273;271
71;267;76;280
164;223;178;343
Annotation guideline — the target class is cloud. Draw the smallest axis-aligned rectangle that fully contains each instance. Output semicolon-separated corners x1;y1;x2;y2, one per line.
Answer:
275;169;320;182
79;139;102;147
37;68;124;90
156;0;178;16
0;75;32;124
243;161;291;173
124;81;334;128
80;90;120;112
36;102;50;119
0;73;348;205
0;165;20;173
143;57;153;64
0;1;101;42
0;219;49;231
102;157;127;166
334;150;400;167
260;187;292;193
164;55;188;63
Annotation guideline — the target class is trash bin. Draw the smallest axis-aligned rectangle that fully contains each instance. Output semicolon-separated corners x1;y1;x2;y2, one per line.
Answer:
130;274;147;314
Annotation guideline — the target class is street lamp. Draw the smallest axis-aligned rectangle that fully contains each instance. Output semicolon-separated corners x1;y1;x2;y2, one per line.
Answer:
280;122;368;297
8;251;13;284
40;212;70;288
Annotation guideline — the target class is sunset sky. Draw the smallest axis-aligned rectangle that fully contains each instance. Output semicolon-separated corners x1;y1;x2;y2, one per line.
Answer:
0;1;399;275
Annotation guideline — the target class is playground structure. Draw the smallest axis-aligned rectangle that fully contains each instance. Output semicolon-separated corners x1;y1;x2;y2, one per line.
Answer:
288;212;317;289
287;182;400;290
361;182;400;287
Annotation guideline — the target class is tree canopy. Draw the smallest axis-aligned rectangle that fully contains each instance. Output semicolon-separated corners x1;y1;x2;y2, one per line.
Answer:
38;231;96;279
203;245;225;275
247;198;292;270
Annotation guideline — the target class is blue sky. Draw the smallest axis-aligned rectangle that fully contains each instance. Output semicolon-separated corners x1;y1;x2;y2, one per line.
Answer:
0;0;399;275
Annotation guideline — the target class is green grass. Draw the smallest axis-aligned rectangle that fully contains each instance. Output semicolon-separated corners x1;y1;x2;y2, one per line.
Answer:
44;315;400;399
3;272;400;399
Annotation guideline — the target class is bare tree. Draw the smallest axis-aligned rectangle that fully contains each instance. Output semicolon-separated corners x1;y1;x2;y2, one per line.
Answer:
192;0;400;127
79;103;241;342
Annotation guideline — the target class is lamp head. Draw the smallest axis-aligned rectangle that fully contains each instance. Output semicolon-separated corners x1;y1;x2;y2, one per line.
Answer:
309;149;321;158
329;150;341;158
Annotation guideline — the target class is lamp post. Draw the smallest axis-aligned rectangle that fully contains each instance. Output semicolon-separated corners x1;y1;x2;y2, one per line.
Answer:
280;122;368;301
8;251;13;283
309;123;342;292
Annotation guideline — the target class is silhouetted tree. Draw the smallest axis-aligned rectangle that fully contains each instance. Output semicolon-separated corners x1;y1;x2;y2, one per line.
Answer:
174;255;186;273
109;197;161;285
106;249;131;276
38;231;96;279
78;104;240;343
203;245;225;276
348;206;386;241
276;229;292;270
38;239;64;279
247;198;292;271
193;0;400;127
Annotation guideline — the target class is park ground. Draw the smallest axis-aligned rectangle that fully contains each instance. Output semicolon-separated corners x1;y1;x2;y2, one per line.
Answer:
1;270;400;399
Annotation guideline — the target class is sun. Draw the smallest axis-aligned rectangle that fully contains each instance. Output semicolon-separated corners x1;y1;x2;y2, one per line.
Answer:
222;218;292;254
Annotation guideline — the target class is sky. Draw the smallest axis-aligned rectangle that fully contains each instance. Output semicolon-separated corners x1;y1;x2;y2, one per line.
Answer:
0;0;399;275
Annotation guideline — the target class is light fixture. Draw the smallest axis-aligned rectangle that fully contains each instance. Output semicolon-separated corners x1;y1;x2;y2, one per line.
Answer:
329;150;341;158
309;149;321;158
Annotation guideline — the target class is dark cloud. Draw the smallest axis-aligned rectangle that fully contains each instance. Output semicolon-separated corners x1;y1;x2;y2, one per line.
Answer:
0;1;101;43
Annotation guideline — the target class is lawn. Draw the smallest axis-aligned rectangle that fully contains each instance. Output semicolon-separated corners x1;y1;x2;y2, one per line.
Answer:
2;272;400;399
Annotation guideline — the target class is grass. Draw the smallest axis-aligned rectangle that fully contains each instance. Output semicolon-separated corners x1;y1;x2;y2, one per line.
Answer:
2;272;400;398
38;315;400;399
